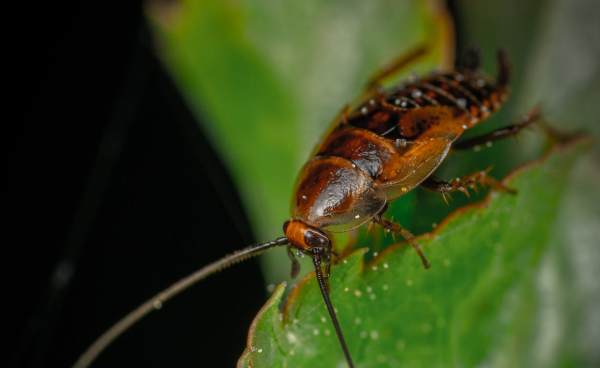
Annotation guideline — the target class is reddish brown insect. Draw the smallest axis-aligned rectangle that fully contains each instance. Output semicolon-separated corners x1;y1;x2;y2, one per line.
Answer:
74;45;539;368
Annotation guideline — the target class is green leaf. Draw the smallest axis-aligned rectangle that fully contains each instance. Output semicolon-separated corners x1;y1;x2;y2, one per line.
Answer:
238;137;590;368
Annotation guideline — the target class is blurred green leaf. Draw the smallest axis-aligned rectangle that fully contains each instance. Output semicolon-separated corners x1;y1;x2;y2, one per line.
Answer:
457;1;600;366
239;137;590;368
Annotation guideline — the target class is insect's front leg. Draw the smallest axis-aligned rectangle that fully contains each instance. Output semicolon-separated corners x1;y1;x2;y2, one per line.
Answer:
372;207;431;269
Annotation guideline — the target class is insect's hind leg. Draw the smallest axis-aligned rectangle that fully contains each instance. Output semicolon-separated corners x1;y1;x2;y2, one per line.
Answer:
452;106;542;151
462;43;482;71
336;44;434;127
421;168;514;205
366;44;430;89
331;45;431;128
372;208;431;269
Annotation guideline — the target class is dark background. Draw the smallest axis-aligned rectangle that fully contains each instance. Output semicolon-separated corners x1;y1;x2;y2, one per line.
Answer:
3;1;266;367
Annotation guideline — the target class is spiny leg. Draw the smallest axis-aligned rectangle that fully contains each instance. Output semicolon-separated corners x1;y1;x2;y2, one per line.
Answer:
452;106;542;151
372;209;431;269
421;168;514;205
367;44;430;88
337;44;430;125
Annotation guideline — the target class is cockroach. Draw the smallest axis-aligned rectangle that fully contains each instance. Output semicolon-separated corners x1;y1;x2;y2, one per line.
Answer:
74;45;540;368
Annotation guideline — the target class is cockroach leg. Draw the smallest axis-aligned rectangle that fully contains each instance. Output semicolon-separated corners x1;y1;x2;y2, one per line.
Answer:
324;246;333;282
330;104;352;125
331;250;341;261
366;221;375;235
420;176;457;204
287;245;302;279
462;43;481;71
497;49;511;87
372;212;431;269
536;116;583;144
367;44;430;88
421;167;515;201
470;167;517;194
452;106;542;151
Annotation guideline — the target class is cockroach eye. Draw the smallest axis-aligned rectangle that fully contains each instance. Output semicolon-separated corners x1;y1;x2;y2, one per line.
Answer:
304;229;329;248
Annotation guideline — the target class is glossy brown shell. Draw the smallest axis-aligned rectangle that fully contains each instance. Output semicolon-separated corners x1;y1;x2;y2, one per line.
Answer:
290;156;387;232
290;66;509;232
319;106;469;201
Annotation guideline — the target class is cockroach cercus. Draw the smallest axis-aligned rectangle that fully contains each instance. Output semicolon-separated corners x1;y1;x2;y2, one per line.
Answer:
74;45;541;368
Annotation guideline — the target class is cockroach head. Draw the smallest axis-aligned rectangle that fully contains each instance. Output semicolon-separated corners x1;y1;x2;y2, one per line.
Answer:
283;220;330;252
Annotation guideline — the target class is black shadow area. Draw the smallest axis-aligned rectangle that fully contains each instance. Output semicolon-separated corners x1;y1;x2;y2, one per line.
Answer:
3;2;266;367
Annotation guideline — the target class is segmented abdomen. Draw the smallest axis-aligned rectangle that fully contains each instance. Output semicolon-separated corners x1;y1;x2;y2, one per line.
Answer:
386;70;508;120
347;68;510;141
